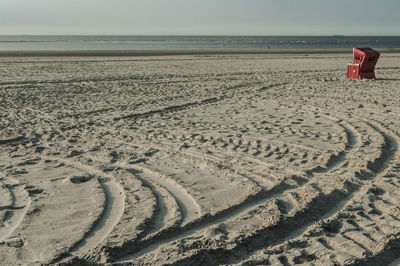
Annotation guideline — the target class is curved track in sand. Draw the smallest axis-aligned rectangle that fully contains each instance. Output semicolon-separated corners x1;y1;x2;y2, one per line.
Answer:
0;176;31;244
127;165;202;227
116;110;367;264
69;178;124;256
43;156;126;261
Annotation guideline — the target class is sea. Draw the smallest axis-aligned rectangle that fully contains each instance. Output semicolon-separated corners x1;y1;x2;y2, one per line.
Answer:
0;36;399;51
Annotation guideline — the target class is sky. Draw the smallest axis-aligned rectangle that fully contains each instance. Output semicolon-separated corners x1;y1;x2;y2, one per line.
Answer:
1;0;399;36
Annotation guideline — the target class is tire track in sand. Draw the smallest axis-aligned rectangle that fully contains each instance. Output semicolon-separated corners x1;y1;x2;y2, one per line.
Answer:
71;153;199;242
46;156;125;261
162;117;397;265
114;118;360;263
0;176;31;244
238;118;399;266
81;155;197;238
126;164;202;227
133;174;182;239
69;178;123;255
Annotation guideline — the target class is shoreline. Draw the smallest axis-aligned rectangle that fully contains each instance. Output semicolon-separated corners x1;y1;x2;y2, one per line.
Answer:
1;48;400;57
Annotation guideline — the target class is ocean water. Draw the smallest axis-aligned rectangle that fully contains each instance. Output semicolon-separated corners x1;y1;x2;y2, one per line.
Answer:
0;36;399;51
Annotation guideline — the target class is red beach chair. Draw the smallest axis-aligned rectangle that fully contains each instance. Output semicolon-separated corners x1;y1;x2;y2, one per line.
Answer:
347;47;380;79
347;63;359;80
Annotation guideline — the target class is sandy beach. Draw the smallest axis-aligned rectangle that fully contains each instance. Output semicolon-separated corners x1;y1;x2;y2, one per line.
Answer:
1;51;400;265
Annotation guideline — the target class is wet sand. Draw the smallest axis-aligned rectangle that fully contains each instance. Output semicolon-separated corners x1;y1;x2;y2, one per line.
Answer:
1;48;400;57
1;52;400;265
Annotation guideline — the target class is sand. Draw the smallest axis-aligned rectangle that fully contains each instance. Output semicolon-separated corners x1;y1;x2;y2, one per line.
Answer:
0;52;400;265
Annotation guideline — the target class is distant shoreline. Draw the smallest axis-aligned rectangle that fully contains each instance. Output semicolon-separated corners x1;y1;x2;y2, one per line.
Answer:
1;48;400;57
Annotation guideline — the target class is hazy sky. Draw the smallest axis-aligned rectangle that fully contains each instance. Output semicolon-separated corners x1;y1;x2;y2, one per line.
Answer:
1;0;399;35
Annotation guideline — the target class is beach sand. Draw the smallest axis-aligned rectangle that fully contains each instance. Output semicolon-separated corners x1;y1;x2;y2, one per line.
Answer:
1;52;400;265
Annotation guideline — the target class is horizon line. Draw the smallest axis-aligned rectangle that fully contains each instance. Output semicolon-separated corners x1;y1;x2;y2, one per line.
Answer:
1;34;400;37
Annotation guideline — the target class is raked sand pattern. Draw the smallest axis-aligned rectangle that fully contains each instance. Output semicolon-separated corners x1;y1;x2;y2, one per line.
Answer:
1;53;400;265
